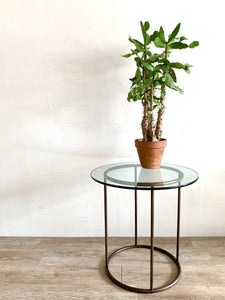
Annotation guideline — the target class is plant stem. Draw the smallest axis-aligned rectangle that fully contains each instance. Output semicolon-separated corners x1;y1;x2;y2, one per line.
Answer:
155;44;168;140
141;98;148;142
141;51;151;142
149;83;156;141
155;87;165;140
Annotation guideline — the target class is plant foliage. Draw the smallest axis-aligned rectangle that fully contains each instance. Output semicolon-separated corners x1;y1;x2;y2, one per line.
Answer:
123;21;199;142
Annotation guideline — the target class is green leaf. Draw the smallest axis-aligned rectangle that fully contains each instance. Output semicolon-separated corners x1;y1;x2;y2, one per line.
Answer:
132;49;140;55
159;26;166;43
180;36;187;42
143;21;150;31
134;57;141;63
129;36;145;52
170;62;184;69
128;36;135;43
161;89;166;98
142;61;154;71
153;72;160;80
127;91;132;102
166;50;172;58
174;85;184;94
154;80;161;85
148;54;159;63
148;110;154;114
122;53;132;58
164;73;175;88
146;50;152;56
146;33;151;45
168;23;181;43
159;58;170;64
143;79;152;87
170;62;192;74
129;76;136;82
140;21;147;44
150;30;158;41
135;68;142;78
133;94;142;101
158;64;169;73
184;64;191;74
134;56;141;66
169;68;177;83
152;100;162;109
129;69;141;85
153;97;161;104
137;86;145;93
169;42;188;49
157;103;162;108
189;41;199;48
134;41;145;52
154;37;165;48
140;21;150;36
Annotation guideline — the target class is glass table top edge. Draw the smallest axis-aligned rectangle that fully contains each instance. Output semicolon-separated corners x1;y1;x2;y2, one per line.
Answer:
90;162;199;191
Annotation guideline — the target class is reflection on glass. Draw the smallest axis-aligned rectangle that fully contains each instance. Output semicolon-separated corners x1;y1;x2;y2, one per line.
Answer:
136;167;163;186
103;164;184;188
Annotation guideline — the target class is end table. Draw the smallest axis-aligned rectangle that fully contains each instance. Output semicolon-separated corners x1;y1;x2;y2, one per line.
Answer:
91;163;199;293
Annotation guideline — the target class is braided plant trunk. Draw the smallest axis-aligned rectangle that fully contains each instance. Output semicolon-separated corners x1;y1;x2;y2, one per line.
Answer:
141;67;156;142
149;83;157;141
141;99;148;142
155;84;165;141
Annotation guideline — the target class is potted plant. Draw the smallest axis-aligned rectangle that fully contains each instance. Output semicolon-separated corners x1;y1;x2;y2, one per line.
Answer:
123;22;199;169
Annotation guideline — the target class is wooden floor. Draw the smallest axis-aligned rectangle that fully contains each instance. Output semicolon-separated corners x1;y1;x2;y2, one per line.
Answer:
0;237;224;299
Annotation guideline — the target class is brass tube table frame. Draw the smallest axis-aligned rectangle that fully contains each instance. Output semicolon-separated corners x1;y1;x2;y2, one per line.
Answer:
91;163;199;294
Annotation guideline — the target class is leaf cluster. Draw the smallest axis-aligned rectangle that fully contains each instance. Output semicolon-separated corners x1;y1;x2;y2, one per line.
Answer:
123;21;199;112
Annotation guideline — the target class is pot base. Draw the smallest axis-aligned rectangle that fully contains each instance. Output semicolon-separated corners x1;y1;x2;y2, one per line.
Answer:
135;139;167;169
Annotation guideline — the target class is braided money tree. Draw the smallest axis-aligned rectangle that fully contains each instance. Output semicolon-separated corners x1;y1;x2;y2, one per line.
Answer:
123;22;199;168
123;22;199;169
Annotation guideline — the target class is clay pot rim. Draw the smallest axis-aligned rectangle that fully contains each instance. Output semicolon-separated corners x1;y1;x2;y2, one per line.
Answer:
135;138;167;149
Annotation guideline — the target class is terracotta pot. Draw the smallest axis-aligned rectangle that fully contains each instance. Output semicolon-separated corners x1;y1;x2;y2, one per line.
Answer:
135;138;167;169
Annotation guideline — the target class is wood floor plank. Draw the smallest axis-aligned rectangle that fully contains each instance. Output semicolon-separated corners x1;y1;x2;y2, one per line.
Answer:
0;237;224;299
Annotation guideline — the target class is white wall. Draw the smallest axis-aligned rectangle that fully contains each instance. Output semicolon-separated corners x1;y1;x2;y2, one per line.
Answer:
0;0;224;237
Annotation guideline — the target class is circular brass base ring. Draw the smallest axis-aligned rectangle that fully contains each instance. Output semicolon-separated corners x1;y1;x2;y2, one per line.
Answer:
106;244;181;294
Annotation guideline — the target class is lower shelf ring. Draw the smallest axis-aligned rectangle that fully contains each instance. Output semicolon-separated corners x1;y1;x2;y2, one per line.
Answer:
105;244;181;294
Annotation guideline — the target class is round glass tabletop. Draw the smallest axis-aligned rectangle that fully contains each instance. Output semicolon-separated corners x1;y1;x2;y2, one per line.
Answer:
91;163;199;190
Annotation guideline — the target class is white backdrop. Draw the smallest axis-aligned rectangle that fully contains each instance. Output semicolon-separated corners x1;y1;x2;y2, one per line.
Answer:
0;0;224;236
